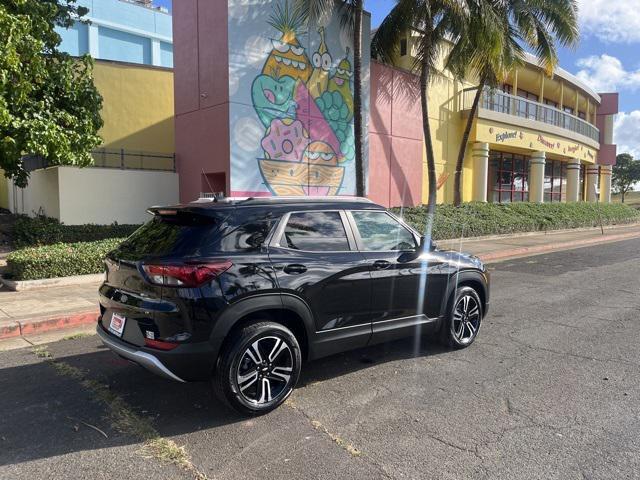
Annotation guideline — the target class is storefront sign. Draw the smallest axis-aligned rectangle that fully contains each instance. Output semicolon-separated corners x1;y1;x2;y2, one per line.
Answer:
537;134;558;150
495;130;519;143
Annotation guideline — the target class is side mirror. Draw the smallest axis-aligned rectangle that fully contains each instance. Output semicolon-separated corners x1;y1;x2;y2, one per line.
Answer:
419;236;437;252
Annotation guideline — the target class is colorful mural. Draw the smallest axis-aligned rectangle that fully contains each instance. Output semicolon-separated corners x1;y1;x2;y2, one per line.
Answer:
228;0;369;197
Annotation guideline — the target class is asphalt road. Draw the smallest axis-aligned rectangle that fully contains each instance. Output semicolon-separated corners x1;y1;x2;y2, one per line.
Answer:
1;239;640;480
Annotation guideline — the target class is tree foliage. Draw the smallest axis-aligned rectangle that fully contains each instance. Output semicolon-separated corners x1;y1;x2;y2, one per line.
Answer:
0;0;103;187
612;153;640;203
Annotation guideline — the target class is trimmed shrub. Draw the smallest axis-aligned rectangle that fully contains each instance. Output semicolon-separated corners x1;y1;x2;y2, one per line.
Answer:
12;215;140;248
6;238;124;281
393;202;640;240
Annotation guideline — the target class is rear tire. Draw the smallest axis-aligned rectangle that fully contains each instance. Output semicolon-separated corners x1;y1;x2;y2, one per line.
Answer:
439;286;483;349
213;321;301;415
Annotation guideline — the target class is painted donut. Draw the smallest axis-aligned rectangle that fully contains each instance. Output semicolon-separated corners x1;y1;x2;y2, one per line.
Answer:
261;118;309;161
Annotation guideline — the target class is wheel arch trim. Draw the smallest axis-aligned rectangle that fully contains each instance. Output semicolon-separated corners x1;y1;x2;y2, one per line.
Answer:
210;293;316;343
440;270;489;318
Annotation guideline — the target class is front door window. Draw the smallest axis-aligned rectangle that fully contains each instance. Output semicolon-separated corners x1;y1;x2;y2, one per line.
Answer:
351;211;417;252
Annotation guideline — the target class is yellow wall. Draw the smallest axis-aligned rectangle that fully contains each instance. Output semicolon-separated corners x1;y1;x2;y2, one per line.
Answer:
412;43;478;205
0;168;8;209
93;60;175;154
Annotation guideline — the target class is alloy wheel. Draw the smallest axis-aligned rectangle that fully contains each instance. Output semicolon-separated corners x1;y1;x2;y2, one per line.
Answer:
236;336;294;405
453;294;481;344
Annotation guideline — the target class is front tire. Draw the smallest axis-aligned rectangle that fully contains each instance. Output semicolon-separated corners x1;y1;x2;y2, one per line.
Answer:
214;321;302;415
439;286;483;349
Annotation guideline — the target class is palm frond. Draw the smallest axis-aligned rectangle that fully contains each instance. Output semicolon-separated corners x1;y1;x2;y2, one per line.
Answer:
267;0;308;36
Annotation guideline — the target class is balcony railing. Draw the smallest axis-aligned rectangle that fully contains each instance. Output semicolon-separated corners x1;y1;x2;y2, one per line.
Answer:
22;149;176;173
463;87;600;143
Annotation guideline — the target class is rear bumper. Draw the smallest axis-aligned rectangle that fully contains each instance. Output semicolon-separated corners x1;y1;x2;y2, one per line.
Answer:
97;325;186;382
96;322;220;382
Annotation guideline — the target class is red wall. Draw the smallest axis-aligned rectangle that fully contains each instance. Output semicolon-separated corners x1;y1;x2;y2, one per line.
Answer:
173;0;231;202
368;61;423;207
596;92;619;166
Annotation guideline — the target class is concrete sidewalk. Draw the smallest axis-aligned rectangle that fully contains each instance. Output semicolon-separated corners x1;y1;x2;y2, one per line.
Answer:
1;221;640;342
438;221;640;261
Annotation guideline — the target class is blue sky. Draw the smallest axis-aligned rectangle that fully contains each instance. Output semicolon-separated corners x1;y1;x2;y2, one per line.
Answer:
154;0;640;157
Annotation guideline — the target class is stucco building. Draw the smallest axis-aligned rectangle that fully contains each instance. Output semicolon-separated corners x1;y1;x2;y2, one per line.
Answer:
1;0;619;223
173;1;618;208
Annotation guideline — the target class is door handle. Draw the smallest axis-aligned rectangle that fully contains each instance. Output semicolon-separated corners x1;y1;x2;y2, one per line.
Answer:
283;264;307;275
372;260;391;270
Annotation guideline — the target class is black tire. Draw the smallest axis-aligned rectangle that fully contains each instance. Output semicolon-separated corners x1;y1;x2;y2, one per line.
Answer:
439;286;483;349
213;321;302;415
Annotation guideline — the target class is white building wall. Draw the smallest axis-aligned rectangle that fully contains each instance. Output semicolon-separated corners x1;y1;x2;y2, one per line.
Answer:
57;167;179;225
9;167;179;225
8;168;61;218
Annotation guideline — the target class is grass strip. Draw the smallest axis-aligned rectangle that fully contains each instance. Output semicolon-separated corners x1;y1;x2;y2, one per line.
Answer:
32;346;210;480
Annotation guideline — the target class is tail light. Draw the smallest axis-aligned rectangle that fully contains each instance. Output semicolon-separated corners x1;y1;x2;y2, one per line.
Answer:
144;338;179;350
142;261;232;287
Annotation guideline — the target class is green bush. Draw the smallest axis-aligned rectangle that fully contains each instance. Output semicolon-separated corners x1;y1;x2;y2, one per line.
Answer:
12;215;140;248
6;238;124;281
394;202;640;240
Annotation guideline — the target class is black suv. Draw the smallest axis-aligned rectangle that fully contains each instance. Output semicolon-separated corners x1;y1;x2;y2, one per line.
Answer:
98;197;489;414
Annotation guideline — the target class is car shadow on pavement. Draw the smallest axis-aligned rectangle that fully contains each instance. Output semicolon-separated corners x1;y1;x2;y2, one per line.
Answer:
299;334;452;387
0;333;453;467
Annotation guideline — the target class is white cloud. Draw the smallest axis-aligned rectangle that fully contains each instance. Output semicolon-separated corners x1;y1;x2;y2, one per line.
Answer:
578;0;640;43
614;111;640;158
575;54;640;92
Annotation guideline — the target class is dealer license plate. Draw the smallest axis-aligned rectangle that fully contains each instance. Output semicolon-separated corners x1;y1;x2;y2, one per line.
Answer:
109;313;126;337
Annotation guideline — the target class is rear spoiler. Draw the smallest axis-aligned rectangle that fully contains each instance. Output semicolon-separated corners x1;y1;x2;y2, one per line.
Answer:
146;205;222;220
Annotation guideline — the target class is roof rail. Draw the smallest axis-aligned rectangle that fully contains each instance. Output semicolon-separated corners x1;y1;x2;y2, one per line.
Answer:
237;196;374;203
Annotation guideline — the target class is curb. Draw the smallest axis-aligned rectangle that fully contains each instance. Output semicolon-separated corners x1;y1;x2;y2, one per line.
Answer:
0;273;104;292
478;230;640;263
0;310;99;340
437;221;640;245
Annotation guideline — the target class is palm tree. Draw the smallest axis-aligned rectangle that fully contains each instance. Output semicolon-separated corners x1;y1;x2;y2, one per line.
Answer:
449;0;579;205
372;0;468;216
300;0;366;197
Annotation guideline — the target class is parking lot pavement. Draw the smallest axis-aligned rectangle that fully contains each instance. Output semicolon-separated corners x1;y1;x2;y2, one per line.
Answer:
2;237;640;479
0;345;189;480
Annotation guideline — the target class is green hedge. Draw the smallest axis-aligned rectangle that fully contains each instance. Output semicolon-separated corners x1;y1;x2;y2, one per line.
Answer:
12;215;140;248
6;238;124;281
395;202;640;240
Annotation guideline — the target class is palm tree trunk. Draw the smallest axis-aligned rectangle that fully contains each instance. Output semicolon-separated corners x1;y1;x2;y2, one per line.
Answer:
353;0;365;197
420;59;436;217
453;78;485;206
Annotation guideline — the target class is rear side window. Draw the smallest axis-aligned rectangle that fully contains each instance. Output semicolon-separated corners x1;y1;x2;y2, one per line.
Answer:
351;211;417;251
283;211;350;252
114;213;221;260
217;212;278;251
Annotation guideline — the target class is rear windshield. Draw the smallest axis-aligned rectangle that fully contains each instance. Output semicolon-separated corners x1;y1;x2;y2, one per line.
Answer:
113;213;222;260
112;209;279;260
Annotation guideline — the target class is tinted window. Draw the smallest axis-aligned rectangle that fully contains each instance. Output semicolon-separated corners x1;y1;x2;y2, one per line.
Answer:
114;213;221;260
283;212;350;251
218;212;278;252
352;211;417;251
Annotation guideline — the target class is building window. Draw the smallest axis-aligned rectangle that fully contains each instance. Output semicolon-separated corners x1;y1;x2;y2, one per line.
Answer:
400;38;407;56
544;160;567;202
516;89;539;120
488;152;529;203
542;99;559;126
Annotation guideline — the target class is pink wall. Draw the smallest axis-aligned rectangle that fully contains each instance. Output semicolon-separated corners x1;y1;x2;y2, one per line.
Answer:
173;0;230;203
368;61;423;207
596;93;619;166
